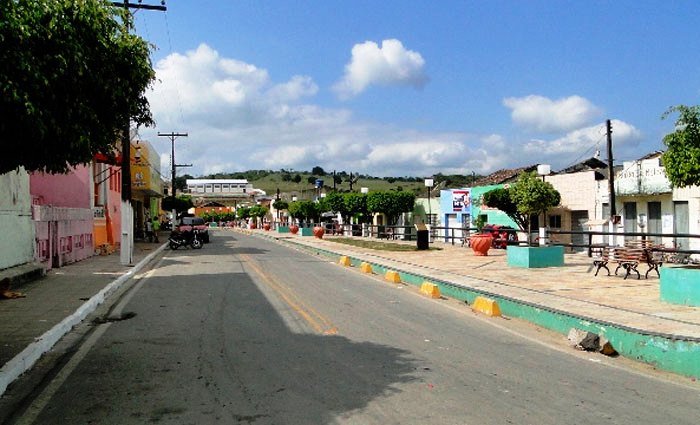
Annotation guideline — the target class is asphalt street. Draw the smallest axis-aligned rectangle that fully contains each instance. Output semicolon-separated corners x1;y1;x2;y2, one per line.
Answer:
6;231;700;424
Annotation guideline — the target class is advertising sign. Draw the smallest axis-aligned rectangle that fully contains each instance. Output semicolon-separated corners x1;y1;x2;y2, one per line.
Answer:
452;190;469;212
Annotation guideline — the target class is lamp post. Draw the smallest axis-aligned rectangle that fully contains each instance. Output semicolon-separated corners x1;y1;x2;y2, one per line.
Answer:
537;164;551;246
424;178;434;225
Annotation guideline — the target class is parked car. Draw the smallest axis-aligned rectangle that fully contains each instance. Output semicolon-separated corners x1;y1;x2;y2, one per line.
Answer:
481;224;518;249
177;216;210;243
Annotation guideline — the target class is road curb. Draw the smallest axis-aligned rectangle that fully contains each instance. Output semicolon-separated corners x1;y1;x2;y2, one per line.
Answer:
0;244;167;397
246;230;700;379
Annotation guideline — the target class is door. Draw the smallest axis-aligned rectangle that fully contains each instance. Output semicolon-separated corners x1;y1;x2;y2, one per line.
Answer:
647;202;662;244
570;210;589;252
674;201;689;250
623;202;637;241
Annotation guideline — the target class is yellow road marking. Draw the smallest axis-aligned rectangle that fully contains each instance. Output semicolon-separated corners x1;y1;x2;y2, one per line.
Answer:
240;254;337;335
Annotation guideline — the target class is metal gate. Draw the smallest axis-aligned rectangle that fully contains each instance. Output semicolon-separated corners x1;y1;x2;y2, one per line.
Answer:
570;210;589;252
674;201;689;250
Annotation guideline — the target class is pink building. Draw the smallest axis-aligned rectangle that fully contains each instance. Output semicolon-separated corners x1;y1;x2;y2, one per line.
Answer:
31;166;96;270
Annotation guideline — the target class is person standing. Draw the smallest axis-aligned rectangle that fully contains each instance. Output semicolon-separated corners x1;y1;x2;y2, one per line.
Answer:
145;218;154;243
152;217;160;243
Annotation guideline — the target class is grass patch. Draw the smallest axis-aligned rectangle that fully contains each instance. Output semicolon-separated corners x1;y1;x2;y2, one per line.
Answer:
329;237;442;252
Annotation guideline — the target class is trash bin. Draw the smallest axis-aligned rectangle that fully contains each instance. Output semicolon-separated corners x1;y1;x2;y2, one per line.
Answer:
416;223;429;250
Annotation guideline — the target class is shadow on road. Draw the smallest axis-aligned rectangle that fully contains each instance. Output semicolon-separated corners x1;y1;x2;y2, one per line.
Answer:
25;254;419;424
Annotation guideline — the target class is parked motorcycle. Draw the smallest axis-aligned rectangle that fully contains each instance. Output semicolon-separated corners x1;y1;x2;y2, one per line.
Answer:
168;228;203;250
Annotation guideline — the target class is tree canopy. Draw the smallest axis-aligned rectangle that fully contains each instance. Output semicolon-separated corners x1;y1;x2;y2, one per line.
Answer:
483;172;560;233
661;105;700;188
0;0;156;174
367;191;416;225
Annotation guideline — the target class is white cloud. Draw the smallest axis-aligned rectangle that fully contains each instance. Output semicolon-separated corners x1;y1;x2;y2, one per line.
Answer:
521;120;642;166
333;39;428;99
143;44;645;180
503;95;602;134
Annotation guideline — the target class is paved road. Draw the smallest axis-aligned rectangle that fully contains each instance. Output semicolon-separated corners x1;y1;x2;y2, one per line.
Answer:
6;231;700;424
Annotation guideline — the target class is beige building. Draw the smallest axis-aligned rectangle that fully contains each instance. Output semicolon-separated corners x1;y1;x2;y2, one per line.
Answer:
542;158;608;251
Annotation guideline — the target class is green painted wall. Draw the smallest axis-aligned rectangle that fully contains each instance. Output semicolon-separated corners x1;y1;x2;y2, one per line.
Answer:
471;184;519;228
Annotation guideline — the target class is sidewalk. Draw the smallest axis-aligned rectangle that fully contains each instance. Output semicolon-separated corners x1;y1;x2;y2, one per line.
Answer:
243;228;700;379
0;239;166;395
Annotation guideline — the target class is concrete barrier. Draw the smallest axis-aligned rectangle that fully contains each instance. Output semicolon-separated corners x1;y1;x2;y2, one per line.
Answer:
472;296;501;317
420;282;441;299
384;270;401;283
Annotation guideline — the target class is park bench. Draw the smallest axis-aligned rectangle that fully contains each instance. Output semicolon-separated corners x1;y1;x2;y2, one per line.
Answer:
592;240;662;280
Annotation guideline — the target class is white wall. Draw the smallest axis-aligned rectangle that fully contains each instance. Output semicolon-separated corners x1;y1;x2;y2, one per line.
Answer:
0;169;35;270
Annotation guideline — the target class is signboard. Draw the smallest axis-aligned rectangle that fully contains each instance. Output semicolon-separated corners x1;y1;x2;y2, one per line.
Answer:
452;190;469;212
616;159;671;196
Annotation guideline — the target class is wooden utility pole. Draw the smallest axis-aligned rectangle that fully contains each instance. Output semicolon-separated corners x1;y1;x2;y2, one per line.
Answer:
158;132;189;222
112;0;166;265
606;119;616;218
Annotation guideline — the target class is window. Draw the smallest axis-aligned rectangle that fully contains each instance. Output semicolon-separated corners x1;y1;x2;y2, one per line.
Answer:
548;214;562;228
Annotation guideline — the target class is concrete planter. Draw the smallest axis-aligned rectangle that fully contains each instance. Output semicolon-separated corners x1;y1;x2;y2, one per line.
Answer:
278;226;290;233
300;227;314;236
507;245;564;268
660;266;700;306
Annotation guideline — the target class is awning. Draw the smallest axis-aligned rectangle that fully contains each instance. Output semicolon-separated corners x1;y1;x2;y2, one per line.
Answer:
94;152;123;165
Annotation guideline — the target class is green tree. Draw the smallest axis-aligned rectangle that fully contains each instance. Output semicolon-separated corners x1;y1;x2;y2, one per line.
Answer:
272;199;289;212
294;200;319;223
248;205;269;224
237;207;251;220
312;166;326;176
0;0;156;174
162;195;193;216
345;193;369;223
324;192;348;221
483;172;560;236
482;188;526;230
662;105;700;188
292;174;302;184
367;191;416;225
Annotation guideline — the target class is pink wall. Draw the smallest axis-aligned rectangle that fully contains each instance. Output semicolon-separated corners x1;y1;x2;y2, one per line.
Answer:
30;165;95;270
30;165;91;208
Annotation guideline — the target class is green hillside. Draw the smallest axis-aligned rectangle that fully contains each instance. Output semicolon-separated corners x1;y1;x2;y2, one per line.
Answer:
179;168;481;198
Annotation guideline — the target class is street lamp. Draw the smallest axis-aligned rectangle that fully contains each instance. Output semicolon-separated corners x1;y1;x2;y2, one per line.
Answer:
424;178;434;225
537;164;551;245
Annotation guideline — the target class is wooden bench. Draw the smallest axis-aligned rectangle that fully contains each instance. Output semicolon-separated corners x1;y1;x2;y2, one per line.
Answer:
592;241;662;280
626;240;663;278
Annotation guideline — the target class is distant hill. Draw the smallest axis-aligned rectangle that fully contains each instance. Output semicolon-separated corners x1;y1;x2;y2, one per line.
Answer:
179;168;482;197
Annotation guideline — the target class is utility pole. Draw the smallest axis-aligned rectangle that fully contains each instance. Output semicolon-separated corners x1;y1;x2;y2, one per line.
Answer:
606;119;617;246
606;119;616;218
158;132;189;223
113;0;166;265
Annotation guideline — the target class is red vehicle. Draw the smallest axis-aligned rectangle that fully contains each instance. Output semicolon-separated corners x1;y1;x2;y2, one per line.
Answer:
177;216;210;243
481;224;518;249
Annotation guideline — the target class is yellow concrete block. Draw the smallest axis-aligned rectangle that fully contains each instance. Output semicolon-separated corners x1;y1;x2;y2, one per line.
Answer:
384;270;401;283
360;262;373;273
420;282;441;299
472;296;501;317
339;256;351;266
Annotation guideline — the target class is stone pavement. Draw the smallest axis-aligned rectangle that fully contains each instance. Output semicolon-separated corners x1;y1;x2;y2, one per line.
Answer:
0;238;166;395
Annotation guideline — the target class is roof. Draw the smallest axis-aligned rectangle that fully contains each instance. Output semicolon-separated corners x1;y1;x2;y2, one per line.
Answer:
638;151;664;161
557;157;608;174
471;165;538;187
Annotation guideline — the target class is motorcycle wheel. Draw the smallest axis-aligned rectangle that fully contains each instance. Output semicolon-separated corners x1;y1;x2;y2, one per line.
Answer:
169;241;179;250
191;238;203;249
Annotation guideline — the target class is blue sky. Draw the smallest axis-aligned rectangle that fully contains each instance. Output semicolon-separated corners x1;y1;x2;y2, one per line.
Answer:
133;1;700;178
